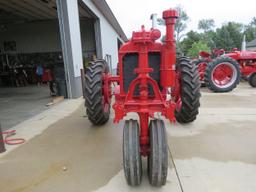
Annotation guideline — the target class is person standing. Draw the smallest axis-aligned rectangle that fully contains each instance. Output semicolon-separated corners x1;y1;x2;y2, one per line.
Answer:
36;64;43;86
45;65;56;96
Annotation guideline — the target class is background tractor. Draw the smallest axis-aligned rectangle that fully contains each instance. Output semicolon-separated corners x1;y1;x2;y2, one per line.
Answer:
84;9;201;186
194;48;256;92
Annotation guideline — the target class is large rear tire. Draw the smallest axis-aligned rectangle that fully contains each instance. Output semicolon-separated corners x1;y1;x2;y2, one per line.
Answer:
84;60;110;125
204;56;240;92
123;120;142;186
174;57;201;124
148;119;168;186
249;73;256;87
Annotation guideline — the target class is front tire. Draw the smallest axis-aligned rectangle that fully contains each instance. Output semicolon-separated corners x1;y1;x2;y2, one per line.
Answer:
174;57;201;124
123;120;142;186
204;56;240;92
148;119;168;186
84;60;110;125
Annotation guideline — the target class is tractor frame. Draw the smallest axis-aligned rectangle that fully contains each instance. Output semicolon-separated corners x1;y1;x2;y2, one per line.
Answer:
84;9;201;186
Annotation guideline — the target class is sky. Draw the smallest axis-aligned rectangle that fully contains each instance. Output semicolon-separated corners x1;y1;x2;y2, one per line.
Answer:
106;0;256;38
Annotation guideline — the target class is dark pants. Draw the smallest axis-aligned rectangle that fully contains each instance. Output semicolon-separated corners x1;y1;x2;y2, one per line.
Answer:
49;81;56;96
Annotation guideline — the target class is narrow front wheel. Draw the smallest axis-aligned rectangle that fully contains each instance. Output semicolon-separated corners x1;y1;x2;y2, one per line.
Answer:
123;119;142;186
148;119;168;186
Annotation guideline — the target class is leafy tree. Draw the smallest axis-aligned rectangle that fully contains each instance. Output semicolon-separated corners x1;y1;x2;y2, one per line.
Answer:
245;17;256;42
203;30;217;49
197;19;216;49
180;17;256;55
175;6;189;41
250;17;256;26
213;22;243;50
187;41;210;58
174;6;189;54
180;30;201;55
245;26;256;42
227;22;243;49
198;19;215;32
214;27;233;50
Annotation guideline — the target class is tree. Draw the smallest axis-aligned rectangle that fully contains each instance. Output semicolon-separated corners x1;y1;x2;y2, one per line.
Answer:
213;22;243;50
198;19;215;32
187;41;210;58
180;30;201;55
202;30;217;50
245;25;256;42
245;17;256;42
250;17;256;26
175;6;189;41
226;22;243;49
174;6;189;54
197;19;216;50
214;27;233;50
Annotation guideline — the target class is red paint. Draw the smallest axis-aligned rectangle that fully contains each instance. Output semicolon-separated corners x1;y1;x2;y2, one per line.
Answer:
104;9;179;156
197;61;208;82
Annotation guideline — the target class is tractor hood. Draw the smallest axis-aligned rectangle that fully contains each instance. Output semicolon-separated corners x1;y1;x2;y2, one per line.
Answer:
225;50;256;60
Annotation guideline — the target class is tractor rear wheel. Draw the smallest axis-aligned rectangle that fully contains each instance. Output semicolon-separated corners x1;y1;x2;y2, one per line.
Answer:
204;56;240;92
249;73;256;87
174;57;201;124
193;58;208;86
148;119;168;186
123;119;142;186
84;60;110;125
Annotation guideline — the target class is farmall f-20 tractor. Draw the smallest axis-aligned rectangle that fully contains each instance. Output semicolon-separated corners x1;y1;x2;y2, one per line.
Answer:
84;9;201;186
194;48;256;92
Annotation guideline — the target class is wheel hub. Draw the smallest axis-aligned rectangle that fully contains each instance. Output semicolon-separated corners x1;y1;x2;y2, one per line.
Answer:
212;62;237;88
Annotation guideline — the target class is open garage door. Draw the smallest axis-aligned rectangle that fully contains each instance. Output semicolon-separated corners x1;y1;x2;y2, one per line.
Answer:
0;0;97;130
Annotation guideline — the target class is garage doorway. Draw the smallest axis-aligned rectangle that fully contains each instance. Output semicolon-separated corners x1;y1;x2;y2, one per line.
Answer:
0;0;101;130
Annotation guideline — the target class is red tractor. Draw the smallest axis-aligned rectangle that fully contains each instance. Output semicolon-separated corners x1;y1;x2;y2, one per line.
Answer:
194;48;256;92
84;9;201;186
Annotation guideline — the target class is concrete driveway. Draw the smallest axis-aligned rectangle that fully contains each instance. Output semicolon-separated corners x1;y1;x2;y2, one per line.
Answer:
0;82;256;192
0;86;52;130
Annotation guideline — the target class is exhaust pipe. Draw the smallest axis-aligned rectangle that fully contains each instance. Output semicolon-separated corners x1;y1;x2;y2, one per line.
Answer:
150;14;157;29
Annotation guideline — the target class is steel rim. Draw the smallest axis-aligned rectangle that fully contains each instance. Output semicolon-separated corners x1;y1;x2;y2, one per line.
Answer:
211;62;237;88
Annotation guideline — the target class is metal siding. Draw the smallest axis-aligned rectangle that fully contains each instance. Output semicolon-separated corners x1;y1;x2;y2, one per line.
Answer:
56;0;83;98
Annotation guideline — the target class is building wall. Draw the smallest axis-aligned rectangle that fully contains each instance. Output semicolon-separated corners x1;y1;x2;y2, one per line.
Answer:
0;19;95;54
83;0;119;68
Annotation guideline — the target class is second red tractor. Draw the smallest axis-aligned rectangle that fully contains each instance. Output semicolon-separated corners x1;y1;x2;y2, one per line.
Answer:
194;48;256;92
